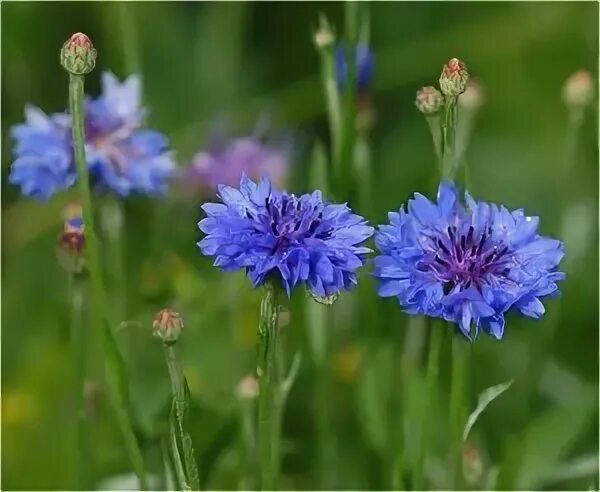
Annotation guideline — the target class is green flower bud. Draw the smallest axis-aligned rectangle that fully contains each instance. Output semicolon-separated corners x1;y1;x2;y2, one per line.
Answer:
60;32;97;75
153;308;184;344
439;58;469;97
415;86;444;115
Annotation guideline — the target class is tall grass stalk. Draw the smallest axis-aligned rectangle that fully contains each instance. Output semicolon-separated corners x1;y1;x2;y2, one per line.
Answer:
68;69;149;490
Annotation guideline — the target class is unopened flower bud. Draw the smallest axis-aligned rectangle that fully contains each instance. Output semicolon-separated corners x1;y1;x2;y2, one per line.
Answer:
57;229;86;274
235;375;259;400
57;205;86;274
562;70;594;110
314;18;335;49
153;309;184;344
415;86;444;115
60;32;97;75
439;58;469;97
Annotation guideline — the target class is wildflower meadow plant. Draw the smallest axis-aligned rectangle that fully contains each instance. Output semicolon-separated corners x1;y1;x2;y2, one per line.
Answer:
10;68;175;200
198;174;374;298
373;181;565;340
198;174;373;489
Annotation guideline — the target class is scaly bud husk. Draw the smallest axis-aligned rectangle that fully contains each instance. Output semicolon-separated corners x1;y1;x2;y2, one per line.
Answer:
440;58;469;97
153;308;184;344
60;32;97;75
415;86;444;115
562;70;594;110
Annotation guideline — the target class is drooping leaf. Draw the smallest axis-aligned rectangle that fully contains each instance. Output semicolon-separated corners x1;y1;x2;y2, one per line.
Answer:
462;379;513;441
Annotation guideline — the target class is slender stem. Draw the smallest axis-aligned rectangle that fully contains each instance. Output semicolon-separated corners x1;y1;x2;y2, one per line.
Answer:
165;345;185;403
101;197;127;330
315;360;334;488
442;96;457;180
563;109;584;172
116;1;142;75
390;327;405;491
317;43;342;177
449;335;469;489
425;115;443;171
164;343;200;490
413;321;444;490
257;282;281;490
68;273;90;489
238;399;256;490
68;73;148;490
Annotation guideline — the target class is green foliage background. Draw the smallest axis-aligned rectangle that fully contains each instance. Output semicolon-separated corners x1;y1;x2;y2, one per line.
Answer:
1;2;598;490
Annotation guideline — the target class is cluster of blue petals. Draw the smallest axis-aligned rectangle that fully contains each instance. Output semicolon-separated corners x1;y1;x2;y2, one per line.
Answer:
335;43;374;92
10;72;175;200
373;182;565;340
198;175;374;298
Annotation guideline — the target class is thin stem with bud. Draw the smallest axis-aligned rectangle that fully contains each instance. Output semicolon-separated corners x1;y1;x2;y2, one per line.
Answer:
67;66;149;491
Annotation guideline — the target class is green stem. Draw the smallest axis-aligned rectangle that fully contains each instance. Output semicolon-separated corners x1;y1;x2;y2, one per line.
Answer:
442;96;457;180
413;321;444;490
116;1;142;75
426;115;443;172
563;109;584;171
101;197;127;329
257;282;281;490
238;399;256;490
306;294;334;488
68;73;148;490
68;273;90;489
449;335;469;490
317;42;342;178
390;334;405;491
165;344;200;490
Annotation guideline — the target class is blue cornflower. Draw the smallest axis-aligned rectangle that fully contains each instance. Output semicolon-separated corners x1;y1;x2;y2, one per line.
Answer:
373;182;565;340
198;175;374;297
335;43;374;92
10;72;175;200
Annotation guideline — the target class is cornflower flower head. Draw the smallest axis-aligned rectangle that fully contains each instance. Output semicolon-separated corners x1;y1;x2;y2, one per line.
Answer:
186;137;288;192
374;182;564;340
10;72;175;200
335;43;374;92
198;175;374;298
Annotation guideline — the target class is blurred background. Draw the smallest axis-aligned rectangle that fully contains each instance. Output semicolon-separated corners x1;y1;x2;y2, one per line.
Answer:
1;2;598;490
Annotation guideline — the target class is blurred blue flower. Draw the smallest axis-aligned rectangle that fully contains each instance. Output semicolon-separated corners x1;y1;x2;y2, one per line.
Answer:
198;175;374;297
9;106;74;200
374;182;565;340
10;72;175;200
186;137;288;192
335;43;374;92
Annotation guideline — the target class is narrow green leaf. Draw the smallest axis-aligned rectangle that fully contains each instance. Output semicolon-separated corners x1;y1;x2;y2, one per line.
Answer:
462;379;513;441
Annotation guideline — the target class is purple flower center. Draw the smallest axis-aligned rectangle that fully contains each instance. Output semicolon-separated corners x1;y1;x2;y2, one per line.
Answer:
249;195;332;254
420;225;511;294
